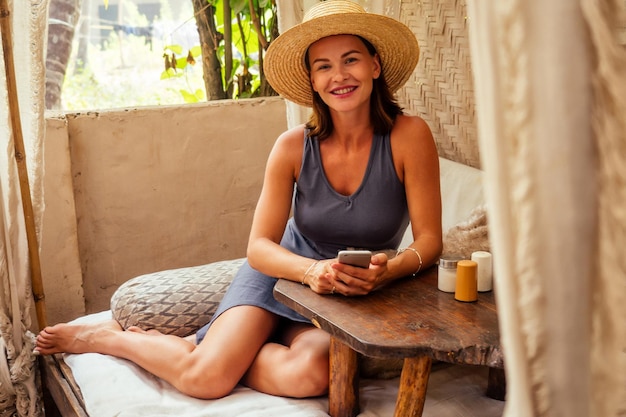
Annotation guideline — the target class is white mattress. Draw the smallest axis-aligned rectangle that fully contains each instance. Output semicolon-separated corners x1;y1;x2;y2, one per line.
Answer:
65;312;504;417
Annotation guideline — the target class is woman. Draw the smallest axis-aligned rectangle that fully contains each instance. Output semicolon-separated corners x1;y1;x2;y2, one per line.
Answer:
35;0;442;400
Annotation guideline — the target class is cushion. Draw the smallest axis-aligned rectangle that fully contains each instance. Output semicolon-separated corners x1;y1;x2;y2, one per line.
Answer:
399;157;484;248
111;258;244;337
442;205;490;259
438;157;484;232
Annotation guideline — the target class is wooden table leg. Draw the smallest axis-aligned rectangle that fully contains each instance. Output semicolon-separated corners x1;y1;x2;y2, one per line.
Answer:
329;337;359;417
486;367;506;401
394;356;432;417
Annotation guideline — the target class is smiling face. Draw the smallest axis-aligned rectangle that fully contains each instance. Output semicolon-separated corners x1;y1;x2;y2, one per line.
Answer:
307;34;381;113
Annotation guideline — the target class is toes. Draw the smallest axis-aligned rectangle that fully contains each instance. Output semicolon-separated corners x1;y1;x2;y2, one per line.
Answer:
36;333;52;345
37;340;53;349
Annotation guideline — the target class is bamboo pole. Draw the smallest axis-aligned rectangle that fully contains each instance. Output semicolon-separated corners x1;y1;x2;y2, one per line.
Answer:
0;0;48;330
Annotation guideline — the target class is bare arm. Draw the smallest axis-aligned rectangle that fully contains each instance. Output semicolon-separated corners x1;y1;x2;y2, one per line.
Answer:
387;115;443;279
246;126;333;288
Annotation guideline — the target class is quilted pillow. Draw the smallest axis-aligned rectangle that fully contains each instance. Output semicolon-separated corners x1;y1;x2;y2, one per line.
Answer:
111;258;244;337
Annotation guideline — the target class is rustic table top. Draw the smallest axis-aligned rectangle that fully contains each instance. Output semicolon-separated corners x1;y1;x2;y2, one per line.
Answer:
274;266;504;368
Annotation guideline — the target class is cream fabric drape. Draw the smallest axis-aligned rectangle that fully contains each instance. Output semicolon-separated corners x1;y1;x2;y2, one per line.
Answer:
467;1;626;416
0;0;48;415
274;0;310;128
579;2;626;415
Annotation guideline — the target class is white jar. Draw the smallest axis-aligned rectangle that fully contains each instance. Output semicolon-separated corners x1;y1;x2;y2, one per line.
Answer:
438;255;463;292
471;251;493;292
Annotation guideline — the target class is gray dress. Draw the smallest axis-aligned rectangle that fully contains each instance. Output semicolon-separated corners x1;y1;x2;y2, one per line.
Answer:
196;130;409;343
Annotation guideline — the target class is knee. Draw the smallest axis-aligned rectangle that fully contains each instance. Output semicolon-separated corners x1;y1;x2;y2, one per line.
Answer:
290;347;330;398
306;352;330;397
175;357;238;400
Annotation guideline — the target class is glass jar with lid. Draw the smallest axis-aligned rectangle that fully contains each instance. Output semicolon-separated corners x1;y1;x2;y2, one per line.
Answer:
438;255;463;292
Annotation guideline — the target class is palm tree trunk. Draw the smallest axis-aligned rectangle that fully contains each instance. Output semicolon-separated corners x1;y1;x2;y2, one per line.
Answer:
45;0;82;109
191;0;226;100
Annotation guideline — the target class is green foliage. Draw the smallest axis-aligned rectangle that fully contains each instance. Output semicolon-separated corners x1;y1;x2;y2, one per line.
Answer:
164;44;184;55
159;0;276;100
161;44;201;80
62;0;275;110
180;88;206;103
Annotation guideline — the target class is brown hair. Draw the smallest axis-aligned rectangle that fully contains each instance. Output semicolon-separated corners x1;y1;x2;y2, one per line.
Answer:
305;36;403;140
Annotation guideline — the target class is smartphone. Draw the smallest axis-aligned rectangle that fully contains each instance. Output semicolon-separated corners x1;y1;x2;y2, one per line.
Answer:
337;250;372;268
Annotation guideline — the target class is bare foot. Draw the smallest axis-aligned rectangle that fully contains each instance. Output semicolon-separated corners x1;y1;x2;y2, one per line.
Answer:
35;319;123;355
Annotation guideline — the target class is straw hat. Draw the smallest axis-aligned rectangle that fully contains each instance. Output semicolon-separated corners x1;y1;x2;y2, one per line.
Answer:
264;0;419;107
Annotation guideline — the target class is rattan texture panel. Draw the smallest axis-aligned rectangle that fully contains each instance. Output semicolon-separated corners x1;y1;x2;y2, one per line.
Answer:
396;0;480;168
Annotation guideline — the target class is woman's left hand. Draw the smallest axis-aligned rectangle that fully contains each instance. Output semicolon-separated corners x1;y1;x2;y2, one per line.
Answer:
330;252;389;296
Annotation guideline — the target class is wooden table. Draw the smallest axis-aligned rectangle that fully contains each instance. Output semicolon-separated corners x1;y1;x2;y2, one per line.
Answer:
273;266;505;417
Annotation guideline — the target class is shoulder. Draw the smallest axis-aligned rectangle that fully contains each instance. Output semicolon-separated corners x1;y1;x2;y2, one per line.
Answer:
389;115;438;177
266;124;307;178
390;115;435;156
273;124;307;152
390;114;433;144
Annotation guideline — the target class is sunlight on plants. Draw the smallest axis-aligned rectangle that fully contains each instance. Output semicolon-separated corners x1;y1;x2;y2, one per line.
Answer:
60;0;275;110
62;1;204;110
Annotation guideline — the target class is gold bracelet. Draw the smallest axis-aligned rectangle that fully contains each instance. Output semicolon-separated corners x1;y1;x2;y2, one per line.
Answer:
396;247;423;276
302;261;319;285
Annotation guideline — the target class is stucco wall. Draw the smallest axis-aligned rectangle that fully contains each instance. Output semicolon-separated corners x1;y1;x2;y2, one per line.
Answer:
41;98;287;322
41;117;86;323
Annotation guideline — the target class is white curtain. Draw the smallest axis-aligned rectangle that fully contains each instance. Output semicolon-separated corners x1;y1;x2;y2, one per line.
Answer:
467;1;626;417
0;0;48;415
275;0;310;128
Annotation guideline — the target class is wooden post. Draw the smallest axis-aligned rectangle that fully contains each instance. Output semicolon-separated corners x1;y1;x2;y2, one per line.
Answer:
394;356;432;417
329;337;360;417
0;0;48;330
486;367;507;401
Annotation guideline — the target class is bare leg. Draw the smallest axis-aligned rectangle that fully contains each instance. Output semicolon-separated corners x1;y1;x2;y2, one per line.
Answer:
242;322;331;398
127;326;165;336
36;306;279;399
35;307;330;399
126;326;194;341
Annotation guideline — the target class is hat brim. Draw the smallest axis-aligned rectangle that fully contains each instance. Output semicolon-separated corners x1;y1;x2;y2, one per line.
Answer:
264;12;419;107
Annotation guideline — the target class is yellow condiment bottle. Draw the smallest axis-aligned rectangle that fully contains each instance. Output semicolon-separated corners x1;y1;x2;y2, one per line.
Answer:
455;259;478;302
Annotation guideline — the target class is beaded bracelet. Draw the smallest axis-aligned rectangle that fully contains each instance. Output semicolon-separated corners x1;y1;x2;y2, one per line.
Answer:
302;260;319;285
396;247;423;276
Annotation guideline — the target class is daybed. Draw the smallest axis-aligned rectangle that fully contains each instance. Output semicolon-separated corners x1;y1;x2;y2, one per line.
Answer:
40;157;503;417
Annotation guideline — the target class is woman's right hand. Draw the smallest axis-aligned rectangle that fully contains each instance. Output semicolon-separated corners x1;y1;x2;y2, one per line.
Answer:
303;260;337;294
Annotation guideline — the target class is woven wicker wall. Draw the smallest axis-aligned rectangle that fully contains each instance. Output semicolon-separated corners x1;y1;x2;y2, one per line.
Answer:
396;0;481;168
